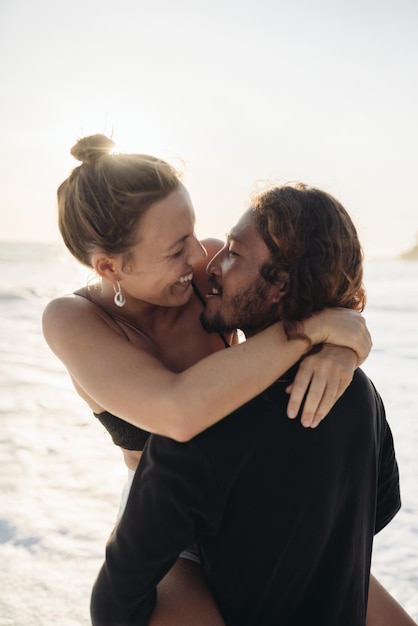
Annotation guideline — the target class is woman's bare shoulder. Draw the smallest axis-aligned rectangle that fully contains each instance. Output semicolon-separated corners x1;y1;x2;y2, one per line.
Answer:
43;291;95;320
193;238;224;288
201;237;224;258
42;290;116;345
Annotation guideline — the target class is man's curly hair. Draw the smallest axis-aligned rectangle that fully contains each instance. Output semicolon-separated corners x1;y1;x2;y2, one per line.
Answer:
251;183;366;339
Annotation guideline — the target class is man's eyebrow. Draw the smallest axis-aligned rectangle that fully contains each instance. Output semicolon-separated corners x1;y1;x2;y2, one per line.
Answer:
226;230;244;244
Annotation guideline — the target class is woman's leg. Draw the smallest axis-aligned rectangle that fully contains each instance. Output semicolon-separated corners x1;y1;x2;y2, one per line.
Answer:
148;558;225;626
367;573;417;626
148;563;418;626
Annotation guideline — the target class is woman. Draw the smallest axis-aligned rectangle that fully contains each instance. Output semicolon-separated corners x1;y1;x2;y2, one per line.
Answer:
42;135;414;625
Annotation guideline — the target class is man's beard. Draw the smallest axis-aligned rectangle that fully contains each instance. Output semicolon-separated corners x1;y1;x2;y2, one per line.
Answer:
200;276;277;337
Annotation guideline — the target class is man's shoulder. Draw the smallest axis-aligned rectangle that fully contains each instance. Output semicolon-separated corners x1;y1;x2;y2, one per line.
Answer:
344;367;379;404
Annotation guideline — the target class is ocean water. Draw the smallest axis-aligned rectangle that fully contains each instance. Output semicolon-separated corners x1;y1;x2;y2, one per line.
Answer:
0;241;417;625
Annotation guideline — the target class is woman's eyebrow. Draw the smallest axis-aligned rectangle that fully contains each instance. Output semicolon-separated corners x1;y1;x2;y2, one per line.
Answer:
166;234;189;252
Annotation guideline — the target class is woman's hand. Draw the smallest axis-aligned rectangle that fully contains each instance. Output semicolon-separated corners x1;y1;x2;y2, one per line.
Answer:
286;345;358;428
303;308;372;365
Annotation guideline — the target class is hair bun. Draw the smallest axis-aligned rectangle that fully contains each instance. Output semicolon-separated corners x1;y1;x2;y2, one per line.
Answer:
71;134;115;165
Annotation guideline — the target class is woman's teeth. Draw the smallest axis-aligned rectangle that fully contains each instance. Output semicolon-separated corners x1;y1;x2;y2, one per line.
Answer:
179;272;193;283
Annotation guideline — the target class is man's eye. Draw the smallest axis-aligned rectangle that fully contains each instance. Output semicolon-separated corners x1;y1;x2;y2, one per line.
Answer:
227;249;238;257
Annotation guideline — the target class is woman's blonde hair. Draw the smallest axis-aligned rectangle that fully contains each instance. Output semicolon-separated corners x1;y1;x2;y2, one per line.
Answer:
57;134;181;267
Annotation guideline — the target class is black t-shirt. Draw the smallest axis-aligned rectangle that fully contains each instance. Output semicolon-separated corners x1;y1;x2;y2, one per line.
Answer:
91;368;400;626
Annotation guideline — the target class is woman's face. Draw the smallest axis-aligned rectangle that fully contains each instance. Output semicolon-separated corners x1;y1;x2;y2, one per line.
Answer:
119;184;206;307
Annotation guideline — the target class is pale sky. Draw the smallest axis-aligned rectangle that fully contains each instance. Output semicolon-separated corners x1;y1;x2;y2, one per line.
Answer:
1;0;417;258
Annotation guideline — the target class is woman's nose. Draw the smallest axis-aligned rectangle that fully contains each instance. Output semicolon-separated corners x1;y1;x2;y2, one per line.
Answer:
206;248;222;275
188;236;207;266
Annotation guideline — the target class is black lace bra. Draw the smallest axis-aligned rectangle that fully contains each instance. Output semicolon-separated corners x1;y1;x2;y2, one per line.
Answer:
94;410;150;451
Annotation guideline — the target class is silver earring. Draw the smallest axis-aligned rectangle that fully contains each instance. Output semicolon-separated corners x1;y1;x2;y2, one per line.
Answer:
113;281;126;307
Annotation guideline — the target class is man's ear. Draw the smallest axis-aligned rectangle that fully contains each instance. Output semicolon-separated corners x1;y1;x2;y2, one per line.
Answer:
271;271;289;303
91;252;120;285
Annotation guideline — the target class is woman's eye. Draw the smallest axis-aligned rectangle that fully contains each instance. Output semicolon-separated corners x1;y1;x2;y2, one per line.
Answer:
173;248;184;258
227;249;238;257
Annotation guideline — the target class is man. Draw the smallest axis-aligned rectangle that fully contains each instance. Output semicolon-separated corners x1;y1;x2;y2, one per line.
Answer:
90;183;400;625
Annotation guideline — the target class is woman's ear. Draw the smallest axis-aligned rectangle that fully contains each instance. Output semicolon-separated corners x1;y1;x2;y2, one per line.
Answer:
91;252;119;285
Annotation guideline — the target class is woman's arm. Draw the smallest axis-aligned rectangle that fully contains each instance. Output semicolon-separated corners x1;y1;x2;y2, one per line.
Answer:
42;298;370;441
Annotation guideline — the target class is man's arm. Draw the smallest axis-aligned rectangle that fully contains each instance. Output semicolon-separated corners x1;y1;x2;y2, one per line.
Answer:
90;436;222;626
372;385;401;534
